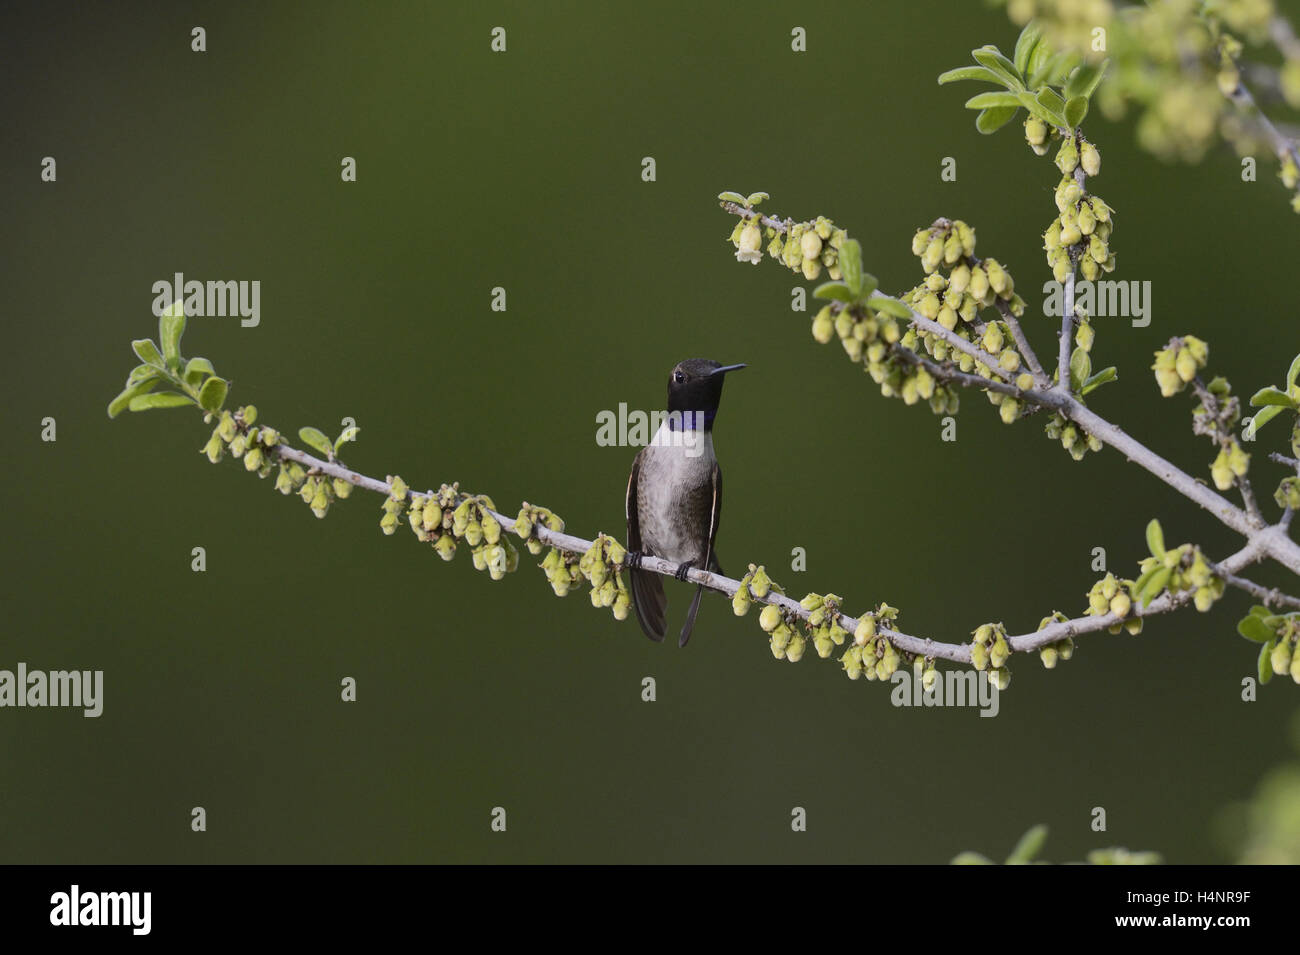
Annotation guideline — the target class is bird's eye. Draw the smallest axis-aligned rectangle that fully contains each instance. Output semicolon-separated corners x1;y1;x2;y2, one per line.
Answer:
673;371;685;383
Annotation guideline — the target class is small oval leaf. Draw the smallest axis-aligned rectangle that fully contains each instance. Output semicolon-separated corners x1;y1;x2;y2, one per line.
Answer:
132;339;164;368
1145;518;1165;559
975;106;1019;134
938;65;1005;86
813;282;854;303
128;392;195;412
298;427;333;457
868;296;913;319
838;239;864;298
197;376;229;413
1064;95;1088;129
1250;386;1294;408
1237;613;1275;644
160;307;186;364
107;378;161;418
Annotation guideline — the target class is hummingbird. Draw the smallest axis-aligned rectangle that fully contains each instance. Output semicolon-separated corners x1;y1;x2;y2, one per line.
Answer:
625;359;745;646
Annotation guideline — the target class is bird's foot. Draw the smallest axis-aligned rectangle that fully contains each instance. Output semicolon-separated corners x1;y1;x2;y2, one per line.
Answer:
627;551;645;570
674;561;695;582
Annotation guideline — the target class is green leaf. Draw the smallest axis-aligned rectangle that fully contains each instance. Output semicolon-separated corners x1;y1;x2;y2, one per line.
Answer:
868;296;913;319
127;392;195;412
1035;51;1081;86
197;376;228;413
126;363;159;387
1081;366;1117;396
1064;60;1108;100
1064;95;1088;128
1137;567;1172;608
1244;405;1285;440
1237;613;1275;644
1024;40;1055;88
1288;353;1300;388
971;46;1023;90
813;282;854;303
1069;347;1091;392
938;65;1006;86
1259;639;1277;684
1131;565;1159;601
298;427;333;458
107;378;161;418
132;339;165;369
839;239;864;298
951;852;995;865
975;106;1019;134
160;305;186;367
334;426;361;453
183;357;216;388
1013;22;1044;75
744;192;769;207
1017;92;1061;127
1005;824;1048;864
1145;518;1166;560
1035;87;1068;125
1250;386;1295;408
965;91;1022;110
717;191;746;204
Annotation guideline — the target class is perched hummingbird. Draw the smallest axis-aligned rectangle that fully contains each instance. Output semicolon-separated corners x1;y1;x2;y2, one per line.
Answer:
625;359;745;646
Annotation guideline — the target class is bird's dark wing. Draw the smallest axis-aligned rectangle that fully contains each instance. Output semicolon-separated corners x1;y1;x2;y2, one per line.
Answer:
626;451;666;642
679;460;722;647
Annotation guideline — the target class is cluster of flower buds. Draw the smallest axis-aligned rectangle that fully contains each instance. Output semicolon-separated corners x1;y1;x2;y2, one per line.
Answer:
1275;476;1300;511
405;483;465;561
1095;1;1255;165
731;564;780;616
1210;440;1250;492
1190;375;1239;438
1084;572;1143;632
906;219;1027;366
1023;115;1053;156
577;534;631;619
1045;175;1114;283
758;601;803;661
1265;614;1300;684
1133;544;1225;614
729;213;847;280
1151;335;1208;397
1056;132;1101;178
846;604;909;681
1044;412;1104;460
1034;612;1076;668
540;546;585;597
452;494;519;580
794;593;851;660
201;405;303;494
512;502;565;556
969;623;1012;689
379;476;411;535
811;300;966;413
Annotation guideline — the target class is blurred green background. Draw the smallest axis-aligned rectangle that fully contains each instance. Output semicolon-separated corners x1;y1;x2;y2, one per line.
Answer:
3;0;1300;863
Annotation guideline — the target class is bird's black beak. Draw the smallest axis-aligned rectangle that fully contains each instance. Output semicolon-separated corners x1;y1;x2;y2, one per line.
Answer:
710;363;747;376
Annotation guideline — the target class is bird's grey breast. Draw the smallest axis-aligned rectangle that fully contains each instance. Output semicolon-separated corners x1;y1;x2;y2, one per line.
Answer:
636;431;716;565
